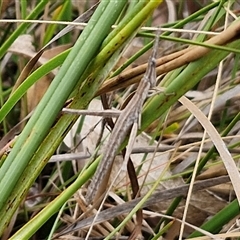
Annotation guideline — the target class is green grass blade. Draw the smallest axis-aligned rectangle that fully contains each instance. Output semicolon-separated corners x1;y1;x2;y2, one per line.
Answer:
189;199;240;238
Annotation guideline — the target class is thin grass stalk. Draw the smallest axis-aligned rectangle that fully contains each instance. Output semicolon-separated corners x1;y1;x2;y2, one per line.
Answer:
20;1;27;19
59;0;72;44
